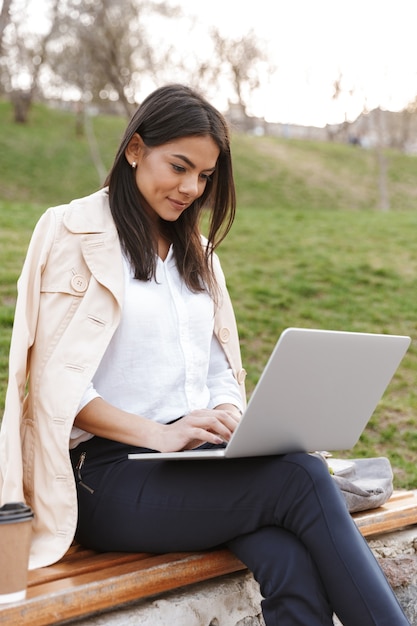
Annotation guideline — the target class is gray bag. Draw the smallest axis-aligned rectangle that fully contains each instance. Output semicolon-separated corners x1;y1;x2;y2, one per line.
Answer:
330;457;394;513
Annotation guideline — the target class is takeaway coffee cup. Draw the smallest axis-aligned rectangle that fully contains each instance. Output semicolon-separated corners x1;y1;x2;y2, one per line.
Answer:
0;502;34;604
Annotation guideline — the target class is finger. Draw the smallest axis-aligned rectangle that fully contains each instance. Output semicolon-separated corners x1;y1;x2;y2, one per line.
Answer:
183;412;236;441
205;419;235;442
214;411;240;434
173;420;224;446
190;426;224;445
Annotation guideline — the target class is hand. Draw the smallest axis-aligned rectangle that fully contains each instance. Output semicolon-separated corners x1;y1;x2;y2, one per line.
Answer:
157;407;241;453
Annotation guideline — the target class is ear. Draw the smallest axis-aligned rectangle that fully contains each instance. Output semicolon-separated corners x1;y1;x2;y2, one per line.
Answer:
125;133;146;167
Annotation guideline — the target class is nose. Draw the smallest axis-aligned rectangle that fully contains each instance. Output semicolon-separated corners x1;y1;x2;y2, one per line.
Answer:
178;173;200;197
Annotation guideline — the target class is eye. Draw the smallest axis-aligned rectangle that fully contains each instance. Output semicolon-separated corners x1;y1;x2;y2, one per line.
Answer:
200;172;213;182
171;163;186;173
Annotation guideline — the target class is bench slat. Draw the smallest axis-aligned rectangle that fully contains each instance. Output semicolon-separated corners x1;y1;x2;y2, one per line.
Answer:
28;550;154;586
353;490;417;536
0;549;246;626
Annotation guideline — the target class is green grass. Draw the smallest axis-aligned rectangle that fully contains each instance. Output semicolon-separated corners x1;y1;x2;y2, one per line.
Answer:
220;208;417;488
1;100;417;488
0;101;126;206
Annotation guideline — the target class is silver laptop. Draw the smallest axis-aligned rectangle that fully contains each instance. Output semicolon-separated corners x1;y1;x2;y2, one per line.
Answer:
128;328;410;461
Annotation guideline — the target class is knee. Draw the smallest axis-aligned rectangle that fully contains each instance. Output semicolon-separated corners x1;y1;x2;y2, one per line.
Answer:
285;452;329;475
283;452;347;512
283;452;336;491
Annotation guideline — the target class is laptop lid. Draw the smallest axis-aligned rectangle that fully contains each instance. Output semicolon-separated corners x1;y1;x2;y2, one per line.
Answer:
128;328;410;460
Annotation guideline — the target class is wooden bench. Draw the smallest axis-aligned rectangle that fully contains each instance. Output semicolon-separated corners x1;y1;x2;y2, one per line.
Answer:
1;490;417;626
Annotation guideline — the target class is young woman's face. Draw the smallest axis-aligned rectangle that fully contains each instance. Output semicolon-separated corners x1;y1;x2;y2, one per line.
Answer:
130;134;220;222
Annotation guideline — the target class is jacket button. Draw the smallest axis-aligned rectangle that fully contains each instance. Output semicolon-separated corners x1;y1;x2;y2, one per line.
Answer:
70;274;88;293
219;327;231;343
237;368;247;384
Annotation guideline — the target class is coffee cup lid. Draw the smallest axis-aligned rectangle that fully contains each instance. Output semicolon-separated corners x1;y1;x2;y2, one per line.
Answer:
0;502;34;523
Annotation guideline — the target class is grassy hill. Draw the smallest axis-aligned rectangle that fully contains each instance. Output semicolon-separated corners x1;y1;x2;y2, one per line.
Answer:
2;99;417;211
1;100;417;488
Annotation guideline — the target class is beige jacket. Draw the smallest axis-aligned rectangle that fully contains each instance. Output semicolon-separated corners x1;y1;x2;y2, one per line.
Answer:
0;189;246;569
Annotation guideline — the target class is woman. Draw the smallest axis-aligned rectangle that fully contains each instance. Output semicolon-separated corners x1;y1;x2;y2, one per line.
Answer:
0;84;410;625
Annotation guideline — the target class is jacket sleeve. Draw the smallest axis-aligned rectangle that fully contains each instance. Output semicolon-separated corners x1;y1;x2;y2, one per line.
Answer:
0;209;56;504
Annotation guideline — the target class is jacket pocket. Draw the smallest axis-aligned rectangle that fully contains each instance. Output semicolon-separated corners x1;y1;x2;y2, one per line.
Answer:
41;268;90;297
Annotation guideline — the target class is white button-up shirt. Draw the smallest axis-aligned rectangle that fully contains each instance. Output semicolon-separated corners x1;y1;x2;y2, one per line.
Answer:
72;249;242;444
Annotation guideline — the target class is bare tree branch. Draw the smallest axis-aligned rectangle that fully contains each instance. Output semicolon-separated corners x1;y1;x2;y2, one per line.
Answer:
47;0;177;116
209;28;271;122
0;0;13;54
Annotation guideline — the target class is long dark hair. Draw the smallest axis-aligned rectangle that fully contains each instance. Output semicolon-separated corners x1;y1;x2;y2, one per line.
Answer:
104;84;236;294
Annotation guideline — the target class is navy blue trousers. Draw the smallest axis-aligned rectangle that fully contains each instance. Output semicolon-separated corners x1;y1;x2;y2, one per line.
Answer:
70;437;409;626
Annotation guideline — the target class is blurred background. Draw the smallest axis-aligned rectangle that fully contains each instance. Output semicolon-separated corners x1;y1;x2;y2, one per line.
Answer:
2;0;417;487
2;0;417;149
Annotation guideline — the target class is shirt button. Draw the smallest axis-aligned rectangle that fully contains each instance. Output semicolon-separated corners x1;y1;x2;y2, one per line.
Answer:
219;327;230;343
70;274;88;293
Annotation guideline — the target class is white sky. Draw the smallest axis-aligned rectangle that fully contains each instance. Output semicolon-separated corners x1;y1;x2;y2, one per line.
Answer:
22;0;417;127
169;0;417;127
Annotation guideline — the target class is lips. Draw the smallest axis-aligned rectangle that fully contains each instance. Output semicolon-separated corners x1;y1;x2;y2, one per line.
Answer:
168;198;188;211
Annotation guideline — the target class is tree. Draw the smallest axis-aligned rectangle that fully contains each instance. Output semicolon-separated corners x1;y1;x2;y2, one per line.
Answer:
47;0;178;117
398;97;417;152
0;0;60;122
326;70;358;142
0;0;13;55
208;28;271;128
374;107;390;212
0;0;179;122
